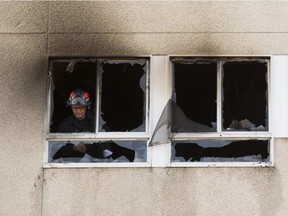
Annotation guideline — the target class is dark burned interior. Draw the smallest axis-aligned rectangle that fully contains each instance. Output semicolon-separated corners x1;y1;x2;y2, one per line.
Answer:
100;62;146;132
170;58;269;162
174;140;269;162
172;59;268;132
223;61;268;130
50;61;96;132
50;59;146;133
173;62;217;131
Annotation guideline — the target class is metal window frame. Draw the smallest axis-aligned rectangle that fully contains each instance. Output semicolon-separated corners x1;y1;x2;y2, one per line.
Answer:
168;55;273;167
43;55;275;168
44;56;151;168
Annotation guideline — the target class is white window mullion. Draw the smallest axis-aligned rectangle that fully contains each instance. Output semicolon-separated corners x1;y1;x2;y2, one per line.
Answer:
217;61;223;133
271;55;288;137
150;55;171;167
95;59;102;134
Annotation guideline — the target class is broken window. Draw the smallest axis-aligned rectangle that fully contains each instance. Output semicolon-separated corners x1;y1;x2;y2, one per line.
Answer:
172;60;217;132
223;61;268;131
46;58;149;166
99;61;146;132
172;140;269;162
49;140;146;163
49;59;97;132
171;58;268;132
169;57;270;164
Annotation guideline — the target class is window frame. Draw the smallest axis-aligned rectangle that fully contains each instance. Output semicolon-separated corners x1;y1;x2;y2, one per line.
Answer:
44;56;152;168
43;55;276;168
168;55;273;167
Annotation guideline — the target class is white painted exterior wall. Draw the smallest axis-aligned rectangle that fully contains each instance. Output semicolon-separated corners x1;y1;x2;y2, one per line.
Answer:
1;1;288;215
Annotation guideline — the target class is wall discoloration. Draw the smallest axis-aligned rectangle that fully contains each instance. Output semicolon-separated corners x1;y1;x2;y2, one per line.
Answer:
49;1;288;33
2;1;288;216
48;33;288;56
0;34;46;216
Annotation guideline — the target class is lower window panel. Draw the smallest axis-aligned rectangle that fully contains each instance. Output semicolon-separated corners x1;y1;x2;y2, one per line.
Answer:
172;139;269;162
48;140;147;163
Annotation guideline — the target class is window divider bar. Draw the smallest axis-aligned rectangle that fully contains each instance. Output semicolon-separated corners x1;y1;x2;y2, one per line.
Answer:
95;60;102;133
172;132;272;139
217;61;223;132
45;62;53;134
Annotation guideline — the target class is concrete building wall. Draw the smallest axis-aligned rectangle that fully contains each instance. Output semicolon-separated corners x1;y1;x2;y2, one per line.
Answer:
1;1;288;216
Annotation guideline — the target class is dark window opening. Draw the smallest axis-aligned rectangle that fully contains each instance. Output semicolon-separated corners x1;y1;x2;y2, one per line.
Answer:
173;140;269;162
172;62;217;132
99;62;146;132
49;60;96;132
223;61;268;131
49;140;147;163
47;58;148;164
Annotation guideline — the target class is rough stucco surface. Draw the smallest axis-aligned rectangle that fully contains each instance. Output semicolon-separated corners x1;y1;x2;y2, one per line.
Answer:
0;2;47;33
0;4;48;215
0;35;46;215
49;1;288;33
43;139;286;216
1;1;288;216
49;33;288;56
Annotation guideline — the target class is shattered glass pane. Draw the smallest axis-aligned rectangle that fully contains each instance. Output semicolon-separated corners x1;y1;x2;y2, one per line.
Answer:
99;61;146;132
49;59;96;132
223;61;268;131
149;99;171;147
172;61;217;132
48;140;147;163
172;140;269;162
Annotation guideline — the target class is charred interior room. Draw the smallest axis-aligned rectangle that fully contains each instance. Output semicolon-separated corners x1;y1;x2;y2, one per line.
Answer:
49;58;147;133
171;57;269;163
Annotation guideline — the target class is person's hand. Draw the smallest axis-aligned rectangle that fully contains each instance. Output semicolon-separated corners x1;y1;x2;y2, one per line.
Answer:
73;143;86;153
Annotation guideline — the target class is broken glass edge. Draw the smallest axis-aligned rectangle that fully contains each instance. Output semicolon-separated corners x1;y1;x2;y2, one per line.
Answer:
221;60;268;131
171;139;270;163
101;59;147;66
48;140;147;163
98;60;147;132
171;57;270;64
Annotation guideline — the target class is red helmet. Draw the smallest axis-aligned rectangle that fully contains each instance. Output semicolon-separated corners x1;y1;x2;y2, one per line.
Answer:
66;88;92;106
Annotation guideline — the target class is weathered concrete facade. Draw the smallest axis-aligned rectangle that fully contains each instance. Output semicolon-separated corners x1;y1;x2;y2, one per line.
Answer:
1;1;288;215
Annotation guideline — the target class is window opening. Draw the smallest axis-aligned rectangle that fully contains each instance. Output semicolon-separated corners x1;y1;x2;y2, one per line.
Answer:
46;58;149;166
98;61;147;132
49;59;96;133
49;140;146;163
223;61;268;131
172;139;269;162
169;57;270;164
172;61;217;132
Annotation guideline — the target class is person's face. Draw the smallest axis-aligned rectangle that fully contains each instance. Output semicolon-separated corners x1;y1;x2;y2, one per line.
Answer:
71;105;86;120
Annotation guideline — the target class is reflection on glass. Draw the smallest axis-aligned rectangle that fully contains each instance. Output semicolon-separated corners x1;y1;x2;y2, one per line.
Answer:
49;140;147;163
172;140;269;162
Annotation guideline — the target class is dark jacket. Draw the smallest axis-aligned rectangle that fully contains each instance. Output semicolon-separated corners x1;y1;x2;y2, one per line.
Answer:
53;111;135;162
57;111;94;133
